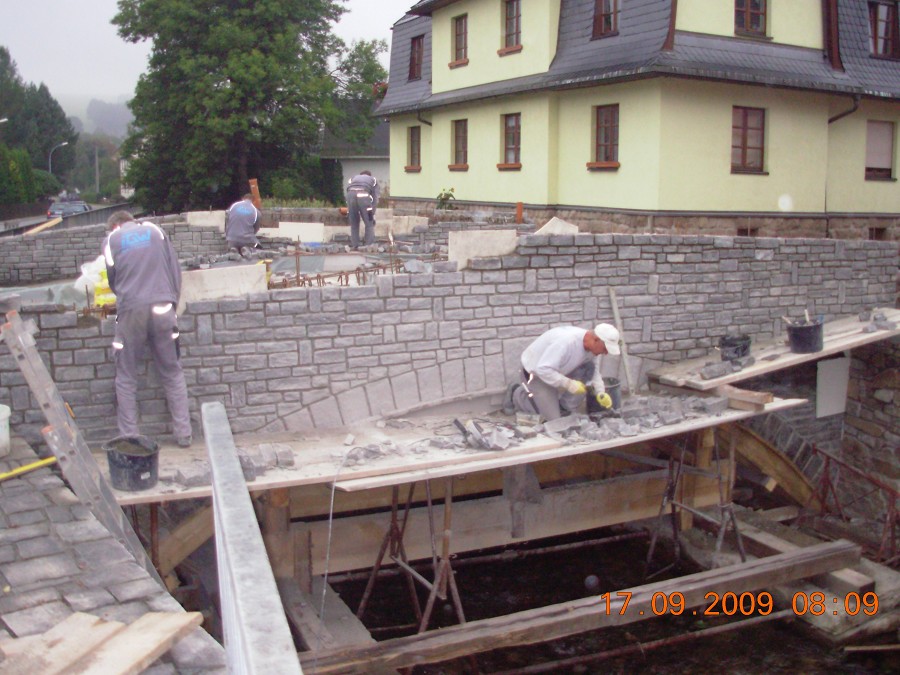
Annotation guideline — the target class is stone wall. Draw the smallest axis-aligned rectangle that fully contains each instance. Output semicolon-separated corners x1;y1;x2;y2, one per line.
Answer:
390;198;900;241
0;233;895;449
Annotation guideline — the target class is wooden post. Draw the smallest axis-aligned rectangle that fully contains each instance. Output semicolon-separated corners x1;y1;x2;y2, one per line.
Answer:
515;201;523;224
680;429;715;530
248;178;262;209
261;487;294;579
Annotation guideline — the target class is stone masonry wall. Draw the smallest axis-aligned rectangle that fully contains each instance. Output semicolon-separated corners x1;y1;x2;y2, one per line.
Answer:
390;198;900;241
0;233;895;449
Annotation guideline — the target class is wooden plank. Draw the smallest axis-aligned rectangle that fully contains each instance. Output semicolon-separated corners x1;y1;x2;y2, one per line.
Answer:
72;611;203;675
718;423;821;509
158;505;213;575
278;578;340;651
311;577;377;648
104;398;808;505
333;399;804;493
757;506;802;522
299;540;861;673
299;470;722;576
714;384;774;411
696;517;875;596
0;613;126;673
22;217;62;236
648;307;900;391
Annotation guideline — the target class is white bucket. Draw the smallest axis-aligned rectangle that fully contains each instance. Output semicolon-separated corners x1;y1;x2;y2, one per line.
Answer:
0;404;10;457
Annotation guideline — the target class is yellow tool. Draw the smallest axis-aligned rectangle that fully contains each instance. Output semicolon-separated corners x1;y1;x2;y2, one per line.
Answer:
0;457;57;483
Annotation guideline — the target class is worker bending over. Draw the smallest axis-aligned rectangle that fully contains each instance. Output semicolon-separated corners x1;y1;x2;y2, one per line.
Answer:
345;170;380;249
103;211;193;447
510;323;621;421
225;193;261;258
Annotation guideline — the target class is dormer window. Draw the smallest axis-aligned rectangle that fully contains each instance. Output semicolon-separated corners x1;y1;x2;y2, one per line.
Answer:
409;35;424;80
735;0;767;37
869;1;900;58
592;0;619;39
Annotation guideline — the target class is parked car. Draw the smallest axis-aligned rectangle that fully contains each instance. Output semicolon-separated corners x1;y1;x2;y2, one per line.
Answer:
47;201;91;218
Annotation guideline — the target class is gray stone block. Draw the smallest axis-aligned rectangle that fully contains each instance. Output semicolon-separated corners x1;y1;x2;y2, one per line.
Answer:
3;553;80;587
175;462;212;487
64;588;116;612
1;600;71;637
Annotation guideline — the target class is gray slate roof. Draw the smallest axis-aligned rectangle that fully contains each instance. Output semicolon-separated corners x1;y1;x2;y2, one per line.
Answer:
376;0;900;117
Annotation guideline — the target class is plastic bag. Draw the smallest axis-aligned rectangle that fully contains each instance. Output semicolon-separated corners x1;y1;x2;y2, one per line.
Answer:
74;255;106;294
75;255;116;306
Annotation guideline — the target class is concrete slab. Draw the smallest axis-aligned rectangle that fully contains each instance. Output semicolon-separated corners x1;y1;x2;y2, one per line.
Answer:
178;264;267;315
185;211;225;229
259;222;325;244
448;230;518;270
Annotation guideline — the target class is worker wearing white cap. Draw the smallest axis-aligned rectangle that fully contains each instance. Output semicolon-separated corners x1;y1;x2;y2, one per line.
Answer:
509;323;621;421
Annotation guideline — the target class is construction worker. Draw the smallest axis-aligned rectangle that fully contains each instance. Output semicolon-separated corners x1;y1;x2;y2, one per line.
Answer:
509;323;621;421
225;193;261;258
103;211;192;448
345;170;380;249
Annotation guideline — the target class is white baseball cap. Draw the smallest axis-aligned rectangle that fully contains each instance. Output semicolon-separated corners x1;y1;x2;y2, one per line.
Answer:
593;323;621;355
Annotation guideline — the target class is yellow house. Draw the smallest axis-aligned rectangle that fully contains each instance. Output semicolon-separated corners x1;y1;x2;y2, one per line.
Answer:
377;0;900;237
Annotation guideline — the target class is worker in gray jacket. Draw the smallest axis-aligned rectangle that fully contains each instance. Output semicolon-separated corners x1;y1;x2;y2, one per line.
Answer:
346;170;380;248
103;211;192;447
225;193;261;257
510;324;620;421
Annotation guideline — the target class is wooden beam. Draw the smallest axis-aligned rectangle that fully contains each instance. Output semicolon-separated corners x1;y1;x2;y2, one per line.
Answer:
299;540;860;673
261;487;293;579
158;505;213;576
297;470;722;576
714;385;774;412
502;465;543;539
718;423;820;509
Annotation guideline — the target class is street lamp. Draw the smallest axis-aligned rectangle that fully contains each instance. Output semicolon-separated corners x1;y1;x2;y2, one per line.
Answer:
48;141;68;175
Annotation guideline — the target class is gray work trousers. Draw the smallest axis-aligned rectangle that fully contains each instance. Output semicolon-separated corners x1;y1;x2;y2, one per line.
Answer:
512;361;594;421
112;304;191;438
347;191;375;247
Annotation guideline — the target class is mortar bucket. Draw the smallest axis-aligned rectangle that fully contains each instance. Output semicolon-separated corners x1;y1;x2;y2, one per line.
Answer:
718;334;751;361
787;320;824;354
0;404;10;458
103;435;159;491
603;377;623;411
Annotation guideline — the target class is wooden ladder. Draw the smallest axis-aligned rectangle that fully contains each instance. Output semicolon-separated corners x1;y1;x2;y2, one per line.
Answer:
0;310;161;584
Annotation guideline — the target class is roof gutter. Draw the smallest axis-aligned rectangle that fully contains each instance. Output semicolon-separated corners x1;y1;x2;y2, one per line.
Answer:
828;94;860;124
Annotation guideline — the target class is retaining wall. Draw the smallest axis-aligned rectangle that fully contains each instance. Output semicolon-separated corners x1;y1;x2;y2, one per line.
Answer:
0;233;895;448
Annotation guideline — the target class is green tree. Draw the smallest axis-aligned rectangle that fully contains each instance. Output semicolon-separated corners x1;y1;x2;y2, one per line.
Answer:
331;39;388;148
17;84;78;177
114;0;349;211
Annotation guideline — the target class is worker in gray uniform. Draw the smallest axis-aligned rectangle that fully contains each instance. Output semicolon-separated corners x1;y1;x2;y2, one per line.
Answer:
345;170;380;249
510;323;620;421
103;211;192;447
225;193;261;257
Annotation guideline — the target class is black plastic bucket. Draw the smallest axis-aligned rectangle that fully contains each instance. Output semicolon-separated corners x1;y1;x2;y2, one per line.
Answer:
603;377;623;411
103;436;159;491
787;321;824;354
718;334;751;361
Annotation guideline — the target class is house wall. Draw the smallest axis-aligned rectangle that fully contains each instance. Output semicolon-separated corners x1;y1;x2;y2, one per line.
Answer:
676;0;823;49
658;80;829;212
1;233;894;448
826;99;900;214
430;0;561;94
392;79;893;217
556;80;662;210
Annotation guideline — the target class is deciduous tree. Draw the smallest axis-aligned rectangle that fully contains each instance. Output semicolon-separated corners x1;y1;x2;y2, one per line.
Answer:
115;0;353;211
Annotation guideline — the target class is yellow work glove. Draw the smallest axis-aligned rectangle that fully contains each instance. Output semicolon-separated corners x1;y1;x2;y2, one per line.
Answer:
596;392;613;409
564;379;587;395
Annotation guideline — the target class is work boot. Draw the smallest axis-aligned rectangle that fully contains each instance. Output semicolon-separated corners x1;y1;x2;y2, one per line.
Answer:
239;246;252;259
176;435;192;448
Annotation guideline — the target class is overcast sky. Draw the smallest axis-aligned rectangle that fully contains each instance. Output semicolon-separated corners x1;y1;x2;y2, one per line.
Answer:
0;0;414;116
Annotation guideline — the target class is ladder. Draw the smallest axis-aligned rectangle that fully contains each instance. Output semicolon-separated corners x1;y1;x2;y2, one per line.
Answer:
1;310;161;584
